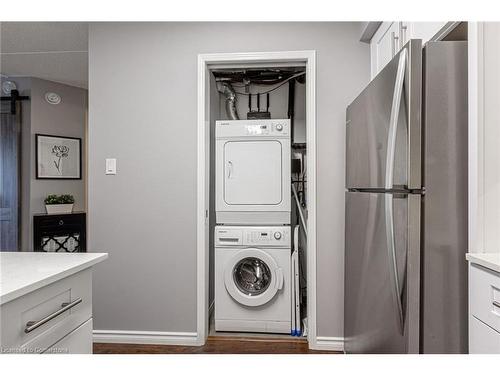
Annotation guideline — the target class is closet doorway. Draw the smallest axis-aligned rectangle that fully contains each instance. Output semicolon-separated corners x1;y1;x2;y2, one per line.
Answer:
196;51;319;349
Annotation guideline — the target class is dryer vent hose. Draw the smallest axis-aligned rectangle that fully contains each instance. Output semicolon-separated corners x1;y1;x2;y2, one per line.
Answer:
220;82;239;120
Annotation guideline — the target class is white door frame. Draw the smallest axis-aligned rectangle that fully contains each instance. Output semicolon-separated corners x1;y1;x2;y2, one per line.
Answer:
468;22;484;253
196;50;317;348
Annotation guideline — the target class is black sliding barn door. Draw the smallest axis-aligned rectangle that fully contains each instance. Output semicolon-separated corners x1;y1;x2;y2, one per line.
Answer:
0;102;21;251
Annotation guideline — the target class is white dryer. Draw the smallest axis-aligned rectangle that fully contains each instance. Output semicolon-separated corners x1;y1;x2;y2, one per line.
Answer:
215;225;291;334
215;119;291;225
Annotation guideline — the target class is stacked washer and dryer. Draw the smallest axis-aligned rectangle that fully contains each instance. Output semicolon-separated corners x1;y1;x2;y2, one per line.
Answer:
214;119;293;334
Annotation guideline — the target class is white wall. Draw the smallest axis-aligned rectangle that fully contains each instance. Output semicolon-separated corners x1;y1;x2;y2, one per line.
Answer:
88;22;370;337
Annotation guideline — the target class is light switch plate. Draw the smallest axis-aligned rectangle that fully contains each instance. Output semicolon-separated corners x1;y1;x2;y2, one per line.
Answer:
105;158;116;175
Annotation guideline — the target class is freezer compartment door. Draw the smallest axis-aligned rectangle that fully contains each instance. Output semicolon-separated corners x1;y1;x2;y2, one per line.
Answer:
346;40;422;190
344;191;421;353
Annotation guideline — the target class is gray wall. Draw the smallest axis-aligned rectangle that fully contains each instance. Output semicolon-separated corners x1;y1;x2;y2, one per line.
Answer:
29;78;87;212
88;22;370;337
0;76;87;250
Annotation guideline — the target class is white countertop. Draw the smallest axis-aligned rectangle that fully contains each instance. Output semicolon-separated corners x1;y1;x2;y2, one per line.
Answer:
466;252;500;274
0;252;108;305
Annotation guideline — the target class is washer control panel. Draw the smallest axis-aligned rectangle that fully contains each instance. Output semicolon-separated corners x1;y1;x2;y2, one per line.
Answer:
215;226;291;247
246;228;289;245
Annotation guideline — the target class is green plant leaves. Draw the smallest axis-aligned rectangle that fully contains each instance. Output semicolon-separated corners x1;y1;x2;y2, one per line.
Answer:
44;194;75;205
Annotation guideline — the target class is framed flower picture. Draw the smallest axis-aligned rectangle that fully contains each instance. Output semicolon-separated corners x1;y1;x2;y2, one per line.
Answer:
36;134;82;179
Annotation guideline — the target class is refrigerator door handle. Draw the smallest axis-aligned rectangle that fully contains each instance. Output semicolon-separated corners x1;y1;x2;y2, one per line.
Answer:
385;194;405;334
384;49;407;335
385;48;407;190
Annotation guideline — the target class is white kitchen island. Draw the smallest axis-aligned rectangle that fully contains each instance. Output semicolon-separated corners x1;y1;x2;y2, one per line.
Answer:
466;253;500;353
0;252;107;354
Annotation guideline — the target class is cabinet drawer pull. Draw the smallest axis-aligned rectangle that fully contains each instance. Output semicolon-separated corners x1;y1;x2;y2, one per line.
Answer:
391;31;396;56
493;301;500;309
25;298;83;333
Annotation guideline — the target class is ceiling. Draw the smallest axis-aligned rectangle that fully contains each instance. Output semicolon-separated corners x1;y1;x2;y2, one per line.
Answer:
0;22;88;88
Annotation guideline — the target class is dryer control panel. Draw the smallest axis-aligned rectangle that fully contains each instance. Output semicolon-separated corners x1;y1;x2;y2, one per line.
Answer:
215;226;291;247
216;119;290;139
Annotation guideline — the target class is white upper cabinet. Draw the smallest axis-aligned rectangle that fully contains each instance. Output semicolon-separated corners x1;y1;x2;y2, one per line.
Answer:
370;22;449;78
401;22;448;46
370;22;401;78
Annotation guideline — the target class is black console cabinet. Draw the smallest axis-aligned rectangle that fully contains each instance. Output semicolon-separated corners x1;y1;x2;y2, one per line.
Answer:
33;212;86;252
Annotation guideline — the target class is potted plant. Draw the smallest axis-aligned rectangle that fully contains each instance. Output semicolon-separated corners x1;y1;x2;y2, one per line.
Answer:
44;194;75;214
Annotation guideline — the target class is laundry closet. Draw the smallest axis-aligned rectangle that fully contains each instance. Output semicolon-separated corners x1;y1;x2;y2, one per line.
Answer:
208;65;308;339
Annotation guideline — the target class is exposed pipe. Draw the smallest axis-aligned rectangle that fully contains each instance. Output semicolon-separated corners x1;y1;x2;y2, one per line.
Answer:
220;82;239;120
288;78;296;144
292;184;307;237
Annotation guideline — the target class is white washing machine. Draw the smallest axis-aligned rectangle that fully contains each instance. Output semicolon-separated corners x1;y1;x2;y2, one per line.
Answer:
215;119;291;225
215;225;291;334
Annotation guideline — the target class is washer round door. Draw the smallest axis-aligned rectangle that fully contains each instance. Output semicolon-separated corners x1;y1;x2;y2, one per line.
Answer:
224;248;284;307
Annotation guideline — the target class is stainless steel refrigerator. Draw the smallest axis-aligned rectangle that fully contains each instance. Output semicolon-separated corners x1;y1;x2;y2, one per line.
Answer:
344;40;468;354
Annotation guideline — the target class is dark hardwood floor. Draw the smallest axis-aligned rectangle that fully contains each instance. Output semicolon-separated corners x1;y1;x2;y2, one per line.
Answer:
93;336;339;354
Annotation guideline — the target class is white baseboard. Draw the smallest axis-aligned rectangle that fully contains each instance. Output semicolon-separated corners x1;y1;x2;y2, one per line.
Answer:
93;330;200;346
311;336;345;352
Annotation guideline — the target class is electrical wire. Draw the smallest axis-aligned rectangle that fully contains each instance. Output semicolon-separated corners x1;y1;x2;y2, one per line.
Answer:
232;71;306;96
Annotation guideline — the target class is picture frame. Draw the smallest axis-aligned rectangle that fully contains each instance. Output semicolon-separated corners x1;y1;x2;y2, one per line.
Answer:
36;134;82;179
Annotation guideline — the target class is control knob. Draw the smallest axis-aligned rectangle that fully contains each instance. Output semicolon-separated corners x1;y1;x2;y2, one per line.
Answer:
274;231;282;240
276;124;283;131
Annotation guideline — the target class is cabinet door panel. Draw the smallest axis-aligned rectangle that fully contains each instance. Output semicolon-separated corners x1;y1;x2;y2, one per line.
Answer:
370;22;401;78
1;269;92;353
469;317;500;354
44;319;92;354
470;264;500;333
408;22;448;45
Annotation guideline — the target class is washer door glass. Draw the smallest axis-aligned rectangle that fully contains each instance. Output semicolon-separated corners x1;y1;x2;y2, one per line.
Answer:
233;257;272;296
224;248;282;307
